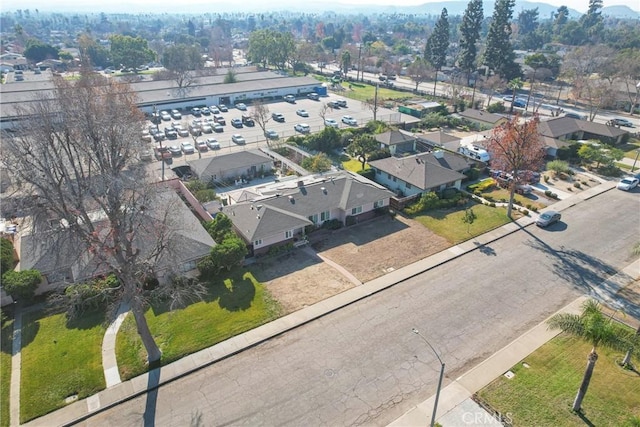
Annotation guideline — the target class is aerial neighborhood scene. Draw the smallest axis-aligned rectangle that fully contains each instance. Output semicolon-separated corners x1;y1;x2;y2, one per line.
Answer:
1;0;640;425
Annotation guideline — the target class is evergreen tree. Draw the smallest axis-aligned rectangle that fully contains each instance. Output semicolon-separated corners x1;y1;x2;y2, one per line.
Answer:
553;6;569;35
580;0;604;42
458;0;483;87
482;0;520;81
425;8;450;96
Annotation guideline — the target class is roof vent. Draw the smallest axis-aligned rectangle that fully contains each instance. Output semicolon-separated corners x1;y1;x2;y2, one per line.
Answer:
256;204;263;210
321;187;326;194
256;215;260;219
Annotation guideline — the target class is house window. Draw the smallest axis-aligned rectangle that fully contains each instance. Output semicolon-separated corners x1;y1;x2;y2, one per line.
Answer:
351;206;362;215
320;210;330;221
405;182;412;189
387;173;392;179
308;214;318;224
254;239;263;246
285;230;293;239
179;260;197;272
376;169;381;175
374;200;384;208
392;176;397;182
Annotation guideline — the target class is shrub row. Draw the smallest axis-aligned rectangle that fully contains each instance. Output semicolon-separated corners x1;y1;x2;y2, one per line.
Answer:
544;190;559;199
405;191;468;215
467;178;495;193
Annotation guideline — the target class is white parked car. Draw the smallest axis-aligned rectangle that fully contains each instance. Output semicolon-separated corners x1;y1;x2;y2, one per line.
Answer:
325;118;339;128
231;134;246;144
296;109;309;117
294;123;310;133
206;138;220;149
617;176;639;191
181;142;195;154
235;103;247;111
341;115;357;126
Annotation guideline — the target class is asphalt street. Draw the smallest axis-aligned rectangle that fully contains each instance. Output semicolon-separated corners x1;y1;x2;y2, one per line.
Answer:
81;188;640;426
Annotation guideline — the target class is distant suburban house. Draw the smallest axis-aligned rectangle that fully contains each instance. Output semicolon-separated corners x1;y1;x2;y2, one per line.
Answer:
368;151;469;198
188;150;275;185
398;101;442;119
221;172;394;256
458;109;508;128
0;53;28;71
15;189;215;293
537;117;629;149
375;129;418;156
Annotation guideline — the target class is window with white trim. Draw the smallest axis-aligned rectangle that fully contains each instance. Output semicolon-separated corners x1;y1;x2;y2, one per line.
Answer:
308;214;318;223
351;206;362;215
320;210;330;221
285;230;293;239
374;200;384;208
254;239;262;246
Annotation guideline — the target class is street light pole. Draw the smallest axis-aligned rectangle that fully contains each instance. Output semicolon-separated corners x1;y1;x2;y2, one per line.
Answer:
412;328;445;427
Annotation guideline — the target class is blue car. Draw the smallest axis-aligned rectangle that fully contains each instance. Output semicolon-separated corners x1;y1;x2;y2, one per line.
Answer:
512;99;526;108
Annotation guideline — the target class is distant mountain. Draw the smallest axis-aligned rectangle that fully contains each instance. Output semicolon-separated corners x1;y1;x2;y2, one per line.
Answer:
602;5;640;18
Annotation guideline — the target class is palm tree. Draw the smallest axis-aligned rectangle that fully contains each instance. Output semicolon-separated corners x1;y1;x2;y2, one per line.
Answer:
547;299;632;412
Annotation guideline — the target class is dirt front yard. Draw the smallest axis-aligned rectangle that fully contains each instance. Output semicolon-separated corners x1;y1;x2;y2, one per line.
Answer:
250;214;451;314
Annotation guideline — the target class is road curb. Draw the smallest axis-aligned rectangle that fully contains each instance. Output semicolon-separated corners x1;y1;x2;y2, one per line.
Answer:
22;182;616;427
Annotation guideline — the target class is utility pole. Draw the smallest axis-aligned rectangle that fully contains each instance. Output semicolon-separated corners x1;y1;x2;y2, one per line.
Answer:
373;83;379;121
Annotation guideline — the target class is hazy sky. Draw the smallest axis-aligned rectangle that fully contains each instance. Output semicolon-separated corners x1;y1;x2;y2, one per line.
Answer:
7;0;639;14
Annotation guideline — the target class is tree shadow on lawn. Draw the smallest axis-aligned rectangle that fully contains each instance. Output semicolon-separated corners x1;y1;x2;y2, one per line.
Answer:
150;269;257;316
310;214;409;252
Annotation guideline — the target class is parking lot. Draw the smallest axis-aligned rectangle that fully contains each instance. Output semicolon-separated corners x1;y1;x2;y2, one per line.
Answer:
142;92;409;177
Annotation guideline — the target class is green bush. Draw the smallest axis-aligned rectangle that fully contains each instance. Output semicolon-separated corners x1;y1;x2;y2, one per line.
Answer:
544;175;550;183
467;178;495;192
573;182;581;188
345;215;357;226
0;237;14;275
405;191;468;215
463;167;480;181
522;209;529;216
321;219;343;230
64;275;120;315
547;160;571;176
2;269;42;301
486;102;506;113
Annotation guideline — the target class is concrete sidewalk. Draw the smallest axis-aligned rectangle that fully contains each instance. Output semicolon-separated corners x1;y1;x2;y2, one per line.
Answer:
388;259;640;427
20;179;622;427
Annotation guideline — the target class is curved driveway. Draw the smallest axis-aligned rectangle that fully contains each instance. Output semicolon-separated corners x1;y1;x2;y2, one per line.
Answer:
83;189;640;427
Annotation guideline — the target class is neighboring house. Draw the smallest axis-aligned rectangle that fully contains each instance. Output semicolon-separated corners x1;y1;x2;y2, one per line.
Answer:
188;150;275;185
222;172;394;256
458;109;508;129
15;189;215;293
417;130;461;149
538;117;628;148
0;54;28;70
369;151;469;198
375;129;418;156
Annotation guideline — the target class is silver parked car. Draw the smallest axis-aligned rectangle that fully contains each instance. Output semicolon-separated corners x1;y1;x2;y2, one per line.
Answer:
536;211;561;228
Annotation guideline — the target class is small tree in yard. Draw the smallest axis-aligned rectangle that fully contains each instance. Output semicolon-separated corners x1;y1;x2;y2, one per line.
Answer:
547;299;634;413
2;269;41;302
301;153;332;173
547;159;571;177
462;208;477;234
486;114;546;217
347;135;379;170
250;100;271;146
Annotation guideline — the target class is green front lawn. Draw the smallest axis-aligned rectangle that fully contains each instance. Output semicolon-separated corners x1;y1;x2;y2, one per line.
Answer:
116;270;281;380
342;158;369;173
20;310;105;423
412;203;516;244
481;188;548;211
1;319;13;427
478;333;640;426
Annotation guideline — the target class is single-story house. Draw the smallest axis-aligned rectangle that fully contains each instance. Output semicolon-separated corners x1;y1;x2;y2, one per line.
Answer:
368;151;469;198
417;130;461;149
188;150;275;186
398;101;442;119
15;189;215;294
221;172;394;256
375;129;418;156
458;109;508;128
537;117;628;146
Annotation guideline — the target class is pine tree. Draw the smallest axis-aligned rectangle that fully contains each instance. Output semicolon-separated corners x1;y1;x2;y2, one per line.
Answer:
458;0;483;87
580;0;604;42
425;8;450;96
482;0;520;81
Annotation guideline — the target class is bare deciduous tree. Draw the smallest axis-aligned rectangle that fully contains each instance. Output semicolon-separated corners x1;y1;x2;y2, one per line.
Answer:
250;100;271;146
2;73;188;363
